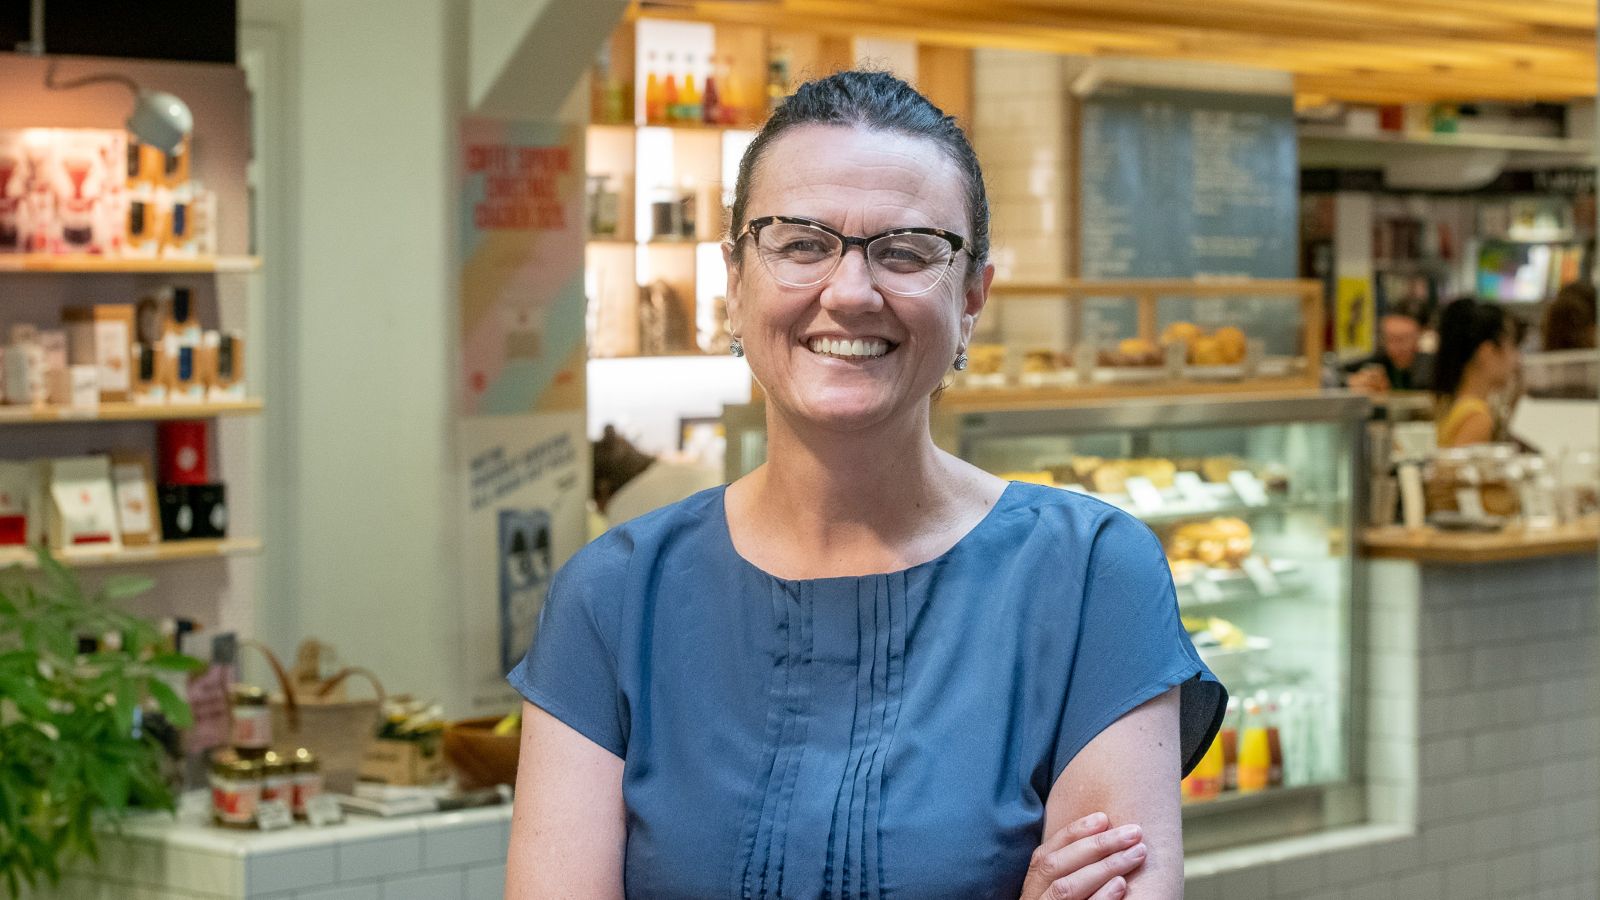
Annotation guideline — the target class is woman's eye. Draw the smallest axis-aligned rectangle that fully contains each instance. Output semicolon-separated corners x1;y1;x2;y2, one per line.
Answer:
780;240;827;255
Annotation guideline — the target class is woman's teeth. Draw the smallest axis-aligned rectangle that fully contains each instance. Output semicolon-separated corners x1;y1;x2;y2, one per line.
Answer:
808;337;889;359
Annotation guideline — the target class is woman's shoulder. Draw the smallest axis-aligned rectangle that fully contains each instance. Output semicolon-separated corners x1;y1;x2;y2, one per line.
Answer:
995;481;1164;560
569;486;728;577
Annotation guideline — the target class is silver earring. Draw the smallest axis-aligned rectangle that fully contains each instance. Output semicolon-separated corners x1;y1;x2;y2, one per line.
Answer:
730;337;745;358
953;351;968;371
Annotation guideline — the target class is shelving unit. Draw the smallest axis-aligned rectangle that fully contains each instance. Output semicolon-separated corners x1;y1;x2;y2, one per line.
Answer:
0;537;262;571
0;255;262;274
0;400;263;424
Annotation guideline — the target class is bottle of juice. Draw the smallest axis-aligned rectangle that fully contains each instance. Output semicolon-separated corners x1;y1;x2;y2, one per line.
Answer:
662;53;680;122
1220;696;1240;792
644;52;664;125
721;56;744;125
1267;697;1285;787
681;56;702;124
702;56;721;125
1237;699;1271;793
1183;732;1224;801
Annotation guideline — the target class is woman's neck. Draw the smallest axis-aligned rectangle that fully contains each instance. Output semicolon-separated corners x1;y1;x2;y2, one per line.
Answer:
1457;364;1497;402
752;402;958;545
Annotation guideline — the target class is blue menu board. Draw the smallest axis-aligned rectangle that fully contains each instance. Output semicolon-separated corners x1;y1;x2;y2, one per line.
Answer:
1078;86;1300;352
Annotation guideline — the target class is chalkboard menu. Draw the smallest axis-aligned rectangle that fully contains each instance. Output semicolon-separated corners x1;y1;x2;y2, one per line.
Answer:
1078;86;1300;351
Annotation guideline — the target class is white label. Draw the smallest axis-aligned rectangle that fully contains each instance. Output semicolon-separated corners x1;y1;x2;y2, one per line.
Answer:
306;794;344;827
1164;342;1186;379
1240;557;1281;596
94;321;131;392
1174;472;1216;509
255;799;294;831
1455;487;1486;519
111;464;154;534
1191;576;1225;604
1125;477;1165;513
1228;470;1270;507
1242;338;1265;378
1398;462;1426;529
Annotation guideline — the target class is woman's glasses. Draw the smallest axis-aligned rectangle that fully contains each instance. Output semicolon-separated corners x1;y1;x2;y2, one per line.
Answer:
738;215;973;297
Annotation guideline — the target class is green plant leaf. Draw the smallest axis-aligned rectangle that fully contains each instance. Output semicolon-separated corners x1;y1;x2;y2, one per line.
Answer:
97;575;156;603
82;757;130;814
149;652;206;674
144;679;193;729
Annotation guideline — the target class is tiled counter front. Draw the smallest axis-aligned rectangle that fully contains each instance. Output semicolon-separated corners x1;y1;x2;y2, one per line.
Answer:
26;803;510;900
1186;551;1600;900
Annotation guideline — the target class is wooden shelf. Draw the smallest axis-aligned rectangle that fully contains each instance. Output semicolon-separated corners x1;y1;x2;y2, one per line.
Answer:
0;255;262;274
0;399;263;424
0;537;264;571
1298;125;1593;156
1361;516;1600;564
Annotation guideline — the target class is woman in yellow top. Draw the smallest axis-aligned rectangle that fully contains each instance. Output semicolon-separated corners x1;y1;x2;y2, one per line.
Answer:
1433;297;1520;447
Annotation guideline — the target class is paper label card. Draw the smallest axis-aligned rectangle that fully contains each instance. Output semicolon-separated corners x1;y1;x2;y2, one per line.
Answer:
1240;557;1281;596
1191;576;1225;604
1455;487;1486;520
1228;470;1270;507
1174;472;1217;509
306;794;345;827
1125;477;1165;513
255;800;294;831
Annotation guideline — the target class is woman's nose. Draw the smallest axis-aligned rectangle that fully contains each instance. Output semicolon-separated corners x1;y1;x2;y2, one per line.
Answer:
819;246;882;312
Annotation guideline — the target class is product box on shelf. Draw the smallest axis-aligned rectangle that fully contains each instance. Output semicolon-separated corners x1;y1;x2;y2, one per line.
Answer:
0;128;127;255
358;733;448;787
157;482;227;541
0;461;44;547
63;304;136;402
158;420;209;484
3;327;46;406
110;452;161;546
46;456;122;550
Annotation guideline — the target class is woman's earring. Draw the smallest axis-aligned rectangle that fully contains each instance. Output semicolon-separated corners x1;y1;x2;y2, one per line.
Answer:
953;351;968;371
730;337;745;358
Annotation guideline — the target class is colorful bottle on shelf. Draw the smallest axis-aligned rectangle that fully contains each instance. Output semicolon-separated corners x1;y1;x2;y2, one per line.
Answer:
681;57;702;124
644;52;665;125
766;51;790;115
702;56;721;126
1182;731;1225;802
1236;699;1271;794
1266;697;1285;788
1220;696;1240;792
720;56;744;125
663;53;681;123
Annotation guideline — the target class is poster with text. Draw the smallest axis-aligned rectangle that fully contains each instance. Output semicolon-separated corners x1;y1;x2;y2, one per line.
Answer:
458;413;587;713
459;118;586;415
1335;276;1375;359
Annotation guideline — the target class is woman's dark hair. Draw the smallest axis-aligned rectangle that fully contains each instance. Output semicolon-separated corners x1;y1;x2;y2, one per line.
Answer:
1541;281;1597;352
1434;296;1511;399
727;70;989;285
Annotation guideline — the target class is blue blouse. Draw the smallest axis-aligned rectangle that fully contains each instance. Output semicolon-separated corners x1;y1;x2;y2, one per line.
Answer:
509;482;1225;899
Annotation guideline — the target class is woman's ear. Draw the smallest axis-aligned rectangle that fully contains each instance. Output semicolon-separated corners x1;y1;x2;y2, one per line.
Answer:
723;241;743;337
960;261;996;346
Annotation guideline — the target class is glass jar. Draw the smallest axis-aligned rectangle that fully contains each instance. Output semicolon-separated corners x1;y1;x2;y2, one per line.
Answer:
290;747;323;819
1423;448;1477;516
1517;455;1560;529
228;684;272;759
1558;449;1600;521
1476;445;1522;519
260;750;293;808
210;751;263;829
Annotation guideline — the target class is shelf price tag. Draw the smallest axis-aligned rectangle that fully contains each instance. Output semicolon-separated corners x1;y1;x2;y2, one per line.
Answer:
1228;470;1270;507
255;799;294;831
1455;487;1486;520
306;794;344;828
1190;575;1225;604
1124;477;1166;514
1240;557;1281;597
1174;472;1217;509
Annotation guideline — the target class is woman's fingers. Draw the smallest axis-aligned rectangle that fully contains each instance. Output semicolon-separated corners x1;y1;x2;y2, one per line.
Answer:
1039;832;1147;900
1085;875;1128;900
1035;811;1110;858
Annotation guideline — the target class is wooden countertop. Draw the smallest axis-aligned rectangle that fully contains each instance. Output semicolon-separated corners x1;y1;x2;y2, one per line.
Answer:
1361;516;1600;564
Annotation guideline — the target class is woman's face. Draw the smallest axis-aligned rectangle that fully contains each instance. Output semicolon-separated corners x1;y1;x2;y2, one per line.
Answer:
724;124;993;434
1477;325;1521;389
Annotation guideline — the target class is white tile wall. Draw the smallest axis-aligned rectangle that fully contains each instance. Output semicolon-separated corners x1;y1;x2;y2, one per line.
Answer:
1188;554;1600;898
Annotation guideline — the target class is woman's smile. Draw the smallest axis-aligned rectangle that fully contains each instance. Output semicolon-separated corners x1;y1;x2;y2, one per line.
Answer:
804;335;899;361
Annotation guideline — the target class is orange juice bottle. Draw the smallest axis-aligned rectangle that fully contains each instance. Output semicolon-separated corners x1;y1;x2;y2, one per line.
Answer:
644;52;665;125
681;57;702;123
1183;732;1225;801
1237;699;1271;793
662;53;681;122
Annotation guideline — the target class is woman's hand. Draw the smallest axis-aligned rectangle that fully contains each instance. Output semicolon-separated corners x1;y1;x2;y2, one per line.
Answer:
1018;812;1147;900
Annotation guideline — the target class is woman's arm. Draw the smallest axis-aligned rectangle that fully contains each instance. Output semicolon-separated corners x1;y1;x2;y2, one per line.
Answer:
505;702;626;900
1042;687;1185;898
1448;408;1494;447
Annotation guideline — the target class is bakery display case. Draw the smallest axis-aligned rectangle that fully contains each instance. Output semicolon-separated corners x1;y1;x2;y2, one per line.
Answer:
723;392;1370;849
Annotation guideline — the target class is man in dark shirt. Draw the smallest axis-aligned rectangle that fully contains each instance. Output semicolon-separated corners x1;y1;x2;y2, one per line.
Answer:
1344;302;1434;393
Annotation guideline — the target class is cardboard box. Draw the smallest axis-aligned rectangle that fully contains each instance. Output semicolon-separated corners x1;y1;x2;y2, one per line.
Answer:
358;734;447;787
47;456;121;551
110;452;160;546
62;304;136;402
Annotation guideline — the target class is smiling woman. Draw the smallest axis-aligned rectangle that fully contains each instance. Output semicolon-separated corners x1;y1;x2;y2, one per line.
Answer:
505;70;1225;900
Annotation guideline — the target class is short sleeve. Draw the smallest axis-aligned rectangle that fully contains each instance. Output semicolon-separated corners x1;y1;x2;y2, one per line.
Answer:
506;539;628;758
1052;511;1226;780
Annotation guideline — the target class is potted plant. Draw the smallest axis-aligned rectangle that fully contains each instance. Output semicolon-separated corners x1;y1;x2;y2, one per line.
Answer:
0;550;202;899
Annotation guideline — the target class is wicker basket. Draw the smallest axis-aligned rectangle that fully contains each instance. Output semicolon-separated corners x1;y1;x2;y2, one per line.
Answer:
243;640;385;794
442;716;521;790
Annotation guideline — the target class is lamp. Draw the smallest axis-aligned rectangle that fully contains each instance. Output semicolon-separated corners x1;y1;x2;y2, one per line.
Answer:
19;0;194;155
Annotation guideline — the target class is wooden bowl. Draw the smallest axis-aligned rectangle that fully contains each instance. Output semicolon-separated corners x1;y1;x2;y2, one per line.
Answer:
443;716;521;790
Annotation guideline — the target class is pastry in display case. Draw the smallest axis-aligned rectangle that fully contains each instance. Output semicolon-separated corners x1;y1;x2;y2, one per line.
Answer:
723;391;1368;846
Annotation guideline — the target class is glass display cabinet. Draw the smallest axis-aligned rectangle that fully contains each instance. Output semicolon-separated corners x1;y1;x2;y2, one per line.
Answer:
723;392;1371;850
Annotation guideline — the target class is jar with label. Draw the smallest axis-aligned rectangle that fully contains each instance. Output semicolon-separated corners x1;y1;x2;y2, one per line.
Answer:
291;747;323;819
1476;445;1522;519
210;751;263;829
229;683;272;760
1517;455;1559;529
260;750;294;807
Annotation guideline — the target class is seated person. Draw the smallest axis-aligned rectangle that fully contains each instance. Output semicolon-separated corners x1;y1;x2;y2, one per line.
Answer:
1344;300;1434;393
591;424;722;530
1434;297;1520;448
1541;281;1597;352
